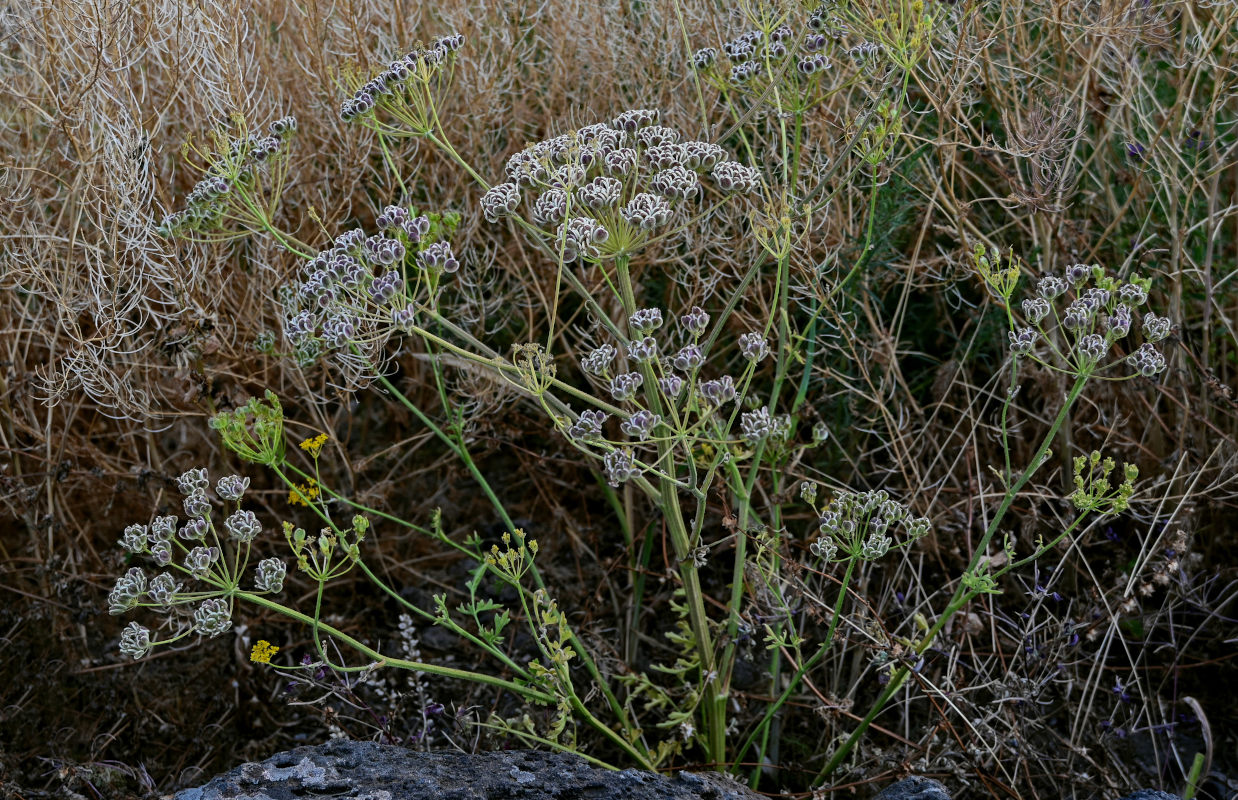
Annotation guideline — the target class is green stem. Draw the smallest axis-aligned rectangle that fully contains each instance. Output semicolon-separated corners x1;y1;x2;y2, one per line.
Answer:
737;558;857;782
813;372;1090;784
614;253;720;761
238;590;554;702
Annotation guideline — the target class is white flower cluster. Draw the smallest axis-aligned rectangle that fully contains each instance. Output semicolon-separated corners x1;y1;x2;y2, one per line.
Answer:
481;110;760;261
808;489;930;564
108;468;287;660
1011;266;1169;379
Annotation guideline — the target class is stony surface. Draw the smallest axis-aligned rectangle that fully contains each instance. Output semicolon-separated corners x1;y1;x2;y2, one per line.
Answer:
168;742;1192;800
169;740;762;800
871;777;952;800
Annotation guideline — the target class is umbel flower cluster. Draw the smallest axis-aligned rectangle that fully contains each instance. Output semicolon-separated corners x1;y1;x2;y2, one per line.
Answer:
278;207;458;382
158;116;297;238
560;304;777;487
108;468;286;660
996;259;1171;378
339;34;465;135
480;109;760;261
800;484;931;564
691;6;852;88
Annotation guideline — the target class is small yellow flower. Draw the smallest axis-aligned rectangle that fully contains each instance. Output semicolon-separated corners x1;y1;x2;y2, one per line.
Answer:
250;640;279;664
299;433;329;458
289;478;320;507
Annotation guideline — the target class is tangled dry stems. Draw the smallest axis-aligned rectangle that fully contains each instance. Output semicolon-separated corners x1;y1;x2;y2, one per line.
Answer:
1;0;1236;797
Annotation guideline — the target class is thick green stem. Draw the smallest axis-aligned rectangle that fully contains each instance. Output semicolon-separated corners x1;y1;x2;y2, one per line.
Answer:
614;253;721;760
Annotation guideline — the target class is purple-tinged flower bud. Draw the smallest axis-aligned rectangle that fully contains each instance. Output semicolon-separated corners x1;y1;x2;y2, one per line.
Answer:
576;176;622;210
731;61;760;82
629;308;664;335
179;516;208;541
804;32;828;52
567;409;609;442
1127;342;1166;377
1141;312;1170;342
604;148;638;177
712;161;760;193
621;193;672;230
1037;275;1068;300
559;218;609;261
581;344;616;376
741;406;776;444
419;241;459;273
119;622;152;659
651;166;699;202
636;125;680;149
609;372;644;402
224;509;262;543
1076;333;1108;364
603;449;639;487
672;345;704;372
255;558;287;593
1062;300;1092;331
692;47;718;70
533;189;568;225
369;271;404;305
658;374;684;399
150;540;172;567
680;306;710;336
1065;263;1092;285
699;375;737;407
612;109;659;133
215;474;250;502
322;312;358;348
147;573;181;606
628;336;659;363
391;306;416;333
738;332;770;362
620;409;661;441
645;144;686;170
1118;282;1148;306
680;141;726;171
1106;304;1132;338
1009;327;1037;357
481;183;522;222
1022;297;1050;325
194;597;232;638
177;468;209;496
119;524;148;554
403;215;431;243
185;546;220;579
183;492;211;518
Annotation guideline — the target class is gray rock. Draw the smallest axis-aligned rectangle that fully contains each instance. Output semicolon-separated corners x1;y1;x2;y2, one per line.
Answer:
1116;792;1180;800
171;740;762;800
870;777;951;800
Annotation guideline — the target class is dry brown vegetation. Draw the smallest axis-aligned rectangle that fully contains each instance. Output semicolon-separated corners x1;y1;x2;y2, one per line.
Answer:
1;0;1236;798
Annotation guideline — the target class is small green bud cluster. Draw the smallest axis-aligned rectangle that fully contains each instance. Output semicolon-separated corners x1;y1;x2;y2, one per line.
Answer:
210;390;285;467
806;488;930;564
158;115;297;238
482;111;759;261
108;467;286;660
282;515;369;580
1070;451;1138;514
